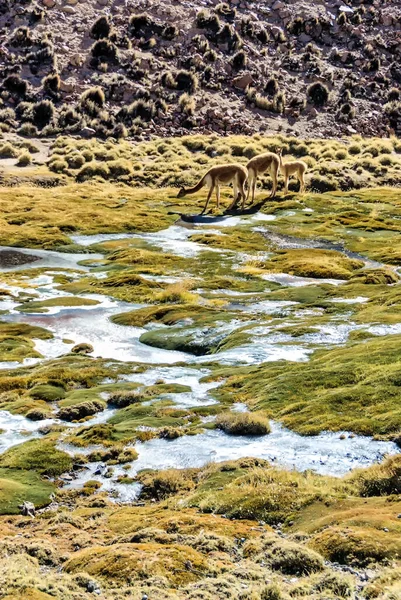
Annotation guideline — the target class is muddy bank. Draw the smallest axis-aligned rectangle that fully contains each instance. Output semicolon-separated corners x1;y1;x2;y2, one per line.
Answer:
0;249;41;268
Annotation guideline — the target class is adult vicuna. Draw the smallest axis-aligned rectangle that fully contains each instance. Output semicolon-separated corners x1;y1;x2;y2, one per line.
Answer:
177;164;248;214
245;152;280;204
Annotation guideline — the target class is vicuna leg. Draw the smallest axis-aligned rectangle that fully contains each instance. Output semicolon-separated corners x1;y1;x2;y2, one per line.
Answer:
239;177;247;211
216;184;221;209
201;184;214;214
233;179;238;209
270;165;278;198
299;171;305;193
284;173;289;194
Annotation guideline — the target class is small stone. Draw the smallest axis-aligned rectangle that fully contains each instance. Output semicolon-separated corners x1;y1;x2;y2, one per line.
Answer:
61;5;76;13
71;343;94;354
79;127;96;139
42;0;56;6
19;501;36;518
397;514;401;518
383;527;389;532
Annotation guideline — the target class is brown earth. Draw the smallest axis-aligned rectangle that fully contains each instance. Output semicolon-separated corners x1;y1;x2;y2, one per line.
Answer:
0;0;400;141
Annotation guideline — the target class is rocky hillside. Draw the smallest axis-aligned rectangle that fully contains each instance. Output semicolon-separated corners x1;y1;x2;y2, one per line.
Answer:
0;0;401;141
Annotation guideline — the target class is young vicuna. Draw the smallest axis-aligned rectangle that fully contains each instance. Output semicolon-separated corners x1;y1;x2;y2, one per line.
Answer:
277;149;307;193
245;152;280;204
177;164;248;214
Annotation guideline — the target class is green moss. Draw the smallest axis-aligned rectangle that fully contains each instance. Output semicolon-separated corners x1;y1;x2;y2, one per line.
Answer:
0;321;53;362
0;468;55;514
217;334;401;436
257;249;364;280
0;439;72;477
16;296;100;313
30;384;66;402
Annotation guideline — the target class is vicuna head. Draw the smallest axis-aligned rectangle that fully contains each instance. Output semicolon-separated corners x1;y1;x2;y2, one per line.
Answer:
177;188;187;198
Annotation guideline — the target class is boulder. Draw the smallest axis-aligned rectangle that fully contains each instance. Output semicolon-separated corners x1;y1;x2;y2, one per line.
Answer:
232;72;253;89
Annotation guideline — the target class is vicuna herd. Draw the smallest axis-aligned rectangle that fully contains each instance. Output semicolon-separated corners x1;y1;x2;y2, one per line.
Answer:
177;150;307;214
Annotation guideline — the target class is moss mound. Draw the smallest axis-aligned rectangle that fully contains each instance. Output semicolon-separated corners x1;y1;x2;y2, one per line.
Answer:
218;334;401;436
348;267;399;285
0;439;72;478
58;399;105;421
216;412;270;436
30;384;66;402
64;542;212;586
0;468;55;515
260;248;364;280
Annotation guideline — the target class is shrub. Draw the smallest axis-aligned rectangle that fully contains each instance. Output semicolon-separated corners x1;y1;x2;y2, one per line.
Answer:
0;108;15;124
337;102;355;122
309;174;338;192
49;159;68;173
129;13;162;38
108;160;132;179
58;107;82;130
215;2;236;20
261;584;283;600
32;100;54;128
179;93;196;116
91;39;118;63
112;123;128;139
196;10;221;33
216;412;270;436
314;572;354;598
66;153;85;169
384;101;401;130
265;77;279;96
42;72;60;95
0;143;19;158
231;50;247;70
176;70;198;93
388;87;400;102
17;152;32;166
348;143;361;155
18;123;38;137
91;15;111;39
307;82;329;106
118;99;155;124
80;87;105;108
76;161;110;182
3;74;27;97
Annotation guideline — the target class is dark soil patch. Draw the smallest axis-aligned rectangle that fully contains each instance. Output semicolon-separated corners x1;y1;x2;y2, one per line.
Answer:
0;250;41;268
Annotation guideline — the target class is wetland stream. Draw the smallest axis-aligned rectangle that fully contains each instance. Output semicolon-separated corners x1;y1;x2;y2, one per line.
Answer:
0;210;399;503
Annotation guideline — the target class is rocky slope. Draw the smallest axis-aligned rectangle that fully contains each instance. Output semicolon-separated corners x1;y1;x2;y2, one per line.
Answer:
0;0;401;140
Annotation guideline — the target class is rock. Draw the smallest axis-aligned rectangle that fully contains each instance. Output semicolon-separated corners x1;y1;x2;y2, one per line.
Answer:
61;5;76;13
59;79;75;93
42;0;56;6
79;126;96;139
71;342;94;354
19;501;36;518
97;0;109;5
232;72;253;89
67;0;78;4
69;53;83;67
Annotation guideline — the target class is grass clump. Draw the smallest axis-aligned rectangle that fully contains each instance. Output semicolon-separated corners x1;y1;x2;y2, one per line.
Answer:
137;468;195;500
257;249;364;280
58;399;105;421
0;439;72;478
216;412;270;436
245;533;324;575
30;384;66;402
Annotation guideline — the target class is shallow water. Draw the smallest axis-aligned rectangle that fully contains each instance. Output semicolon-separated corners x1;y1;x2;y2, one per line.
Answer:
61;420;399;501
0;246;102;272
0;213;400;504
